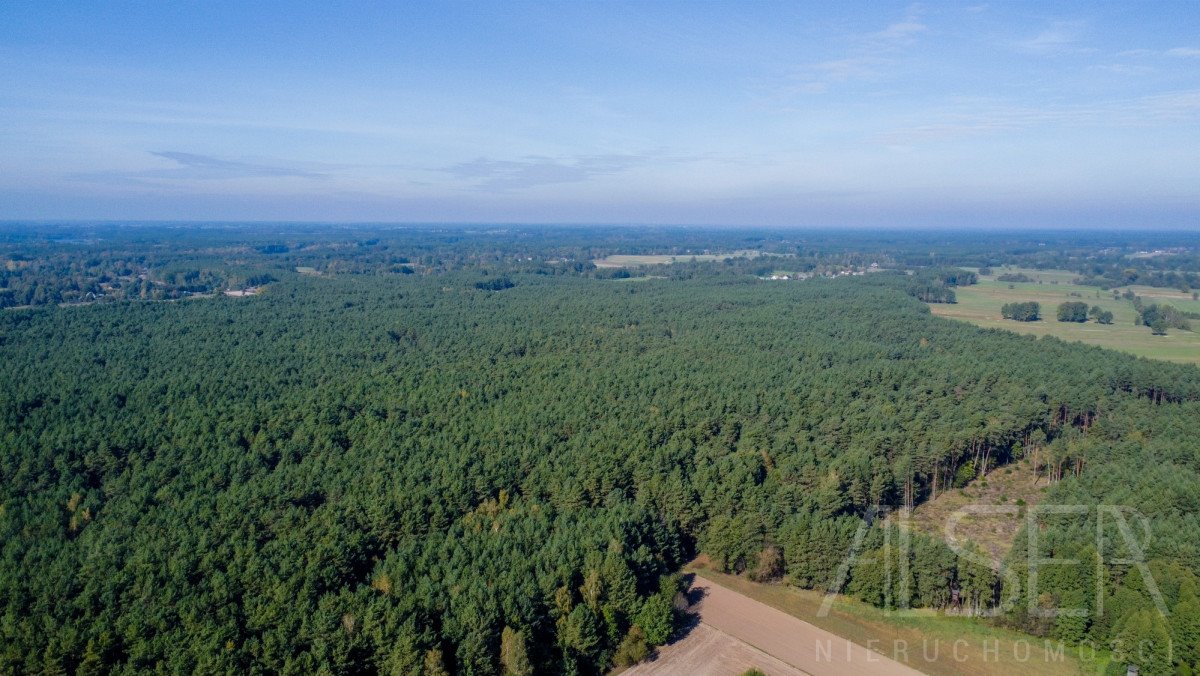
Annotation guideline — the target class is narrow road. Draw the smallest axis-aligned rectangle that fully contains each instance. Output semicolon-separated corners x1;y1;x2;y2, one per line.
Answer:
628;575;924;676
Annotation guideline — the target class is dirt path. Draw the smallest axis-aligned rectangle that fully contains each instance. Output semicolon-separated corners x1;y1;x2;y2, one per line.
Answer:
632;575;925;676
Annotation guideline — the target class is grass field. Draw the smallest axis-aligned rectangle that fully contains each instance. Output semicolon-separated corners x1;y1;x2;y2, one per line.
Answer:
592;250;764;268
686;565;1107;675
931;268;1200;364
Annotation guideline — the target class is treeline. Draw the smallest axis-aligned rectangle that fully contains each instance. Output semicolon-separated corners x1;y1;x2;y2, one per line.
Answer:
1075;267;1200;292
1137;302;1192;335
1056;302;1113;324
858;267;974;304
997;272;1035;283
1002;301;1041;321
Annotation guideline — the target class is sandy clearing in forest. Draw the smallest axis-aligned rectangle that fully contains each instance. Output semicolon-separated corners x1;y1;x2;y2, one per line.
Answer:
906;460;1046;568
628;576;924;676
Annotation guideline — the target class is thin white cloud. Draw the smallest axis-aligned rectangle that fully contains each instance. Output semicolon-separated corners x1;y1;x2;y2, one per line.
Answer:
445;155;646;190
1141;90;1200;119
1117;47;1200;59
149;152;325;179
784;8;927;95
807;57;881;83
441;152;726;191
876;89;1200;145
870;20;928;46
1090;63;1155;76
1014;21;1090;55
66;151;330;190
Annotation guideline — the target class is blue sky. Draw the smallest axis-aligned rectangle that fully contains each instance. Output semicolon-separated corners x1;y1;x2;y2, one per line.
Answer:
1;1;1198;227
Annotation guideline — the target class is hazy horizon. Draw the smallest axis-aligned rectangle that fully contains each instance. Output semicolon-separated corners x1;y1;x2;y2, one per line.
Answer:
2;1;1199;228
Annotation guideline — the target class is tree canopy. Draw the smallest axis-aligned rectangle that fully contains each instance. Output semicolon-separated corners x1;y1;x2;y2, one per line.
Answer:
3;226;1200;673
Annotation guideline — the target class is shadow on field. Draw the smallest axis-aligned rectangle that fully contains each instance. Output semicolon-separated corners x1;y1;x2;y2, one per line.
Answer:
636;573;707;667
671;574;706;639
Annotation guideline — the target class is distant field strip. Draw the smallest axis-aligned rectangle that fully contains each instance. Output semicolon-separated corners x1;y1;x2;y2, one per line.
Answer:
593;250;765;267
931;268;1200;364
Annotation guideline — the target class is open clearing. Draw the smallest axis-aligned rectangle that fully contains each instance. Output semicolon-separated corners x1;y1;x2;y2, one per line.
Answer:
681;568;1104;675
930;267;1200;364
906;460;1046;568
593;250;764;268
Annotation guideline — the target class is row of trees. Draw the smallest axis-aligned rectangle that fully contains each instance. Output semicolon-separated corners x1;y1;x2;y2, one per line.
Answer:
1138;303;1192;336
1002;301;1041;321
1056;302;1113;324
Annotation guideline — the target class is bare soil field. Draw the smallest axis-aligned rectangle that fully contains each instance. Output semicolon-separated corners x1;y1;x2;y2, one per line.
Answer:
625;622;807;676
681;569;1104;675
630;575;922;676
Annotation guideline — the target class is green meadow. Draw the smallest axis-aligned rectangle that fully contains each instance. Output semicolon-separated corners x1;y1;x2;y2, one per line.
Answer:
931;268;1200;364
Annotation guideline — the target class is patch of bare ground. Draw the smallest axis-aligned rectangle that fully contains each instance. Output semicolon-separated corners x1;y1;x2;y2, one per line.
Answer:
628;574;920;676
681;569;1100;676
906;460;1046;569
623;622;807;676
224;285;265;297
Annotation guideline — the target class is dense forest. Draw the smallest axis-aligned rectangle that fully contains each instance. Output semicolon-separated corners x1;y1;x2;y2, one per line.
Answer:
3;225;1200;674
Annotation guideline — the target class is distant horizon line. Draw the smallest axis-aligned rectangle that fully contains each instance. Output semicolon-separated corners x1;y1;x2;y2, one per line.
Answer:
2;219;1198;235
